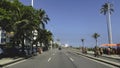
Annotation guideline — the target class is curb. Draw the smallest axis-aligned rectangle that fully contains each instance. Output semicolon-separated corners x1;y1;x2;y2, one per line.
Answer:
102;55;120;60
0;58;24;67
0;54;39;67
87;52;120;60
74;51;120;68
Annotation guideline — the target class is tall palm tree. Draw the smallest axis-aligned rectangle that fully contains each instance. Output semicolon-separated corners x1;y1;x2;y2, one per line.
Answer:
92;33;100;46
13;6;37;53
37;9;50;29
100;1;114;44
81;38;85;47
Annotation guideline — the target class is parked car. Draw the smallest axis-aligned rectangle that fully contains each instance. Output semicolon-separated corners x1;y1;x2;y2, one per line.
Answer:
58;47;62;50
0;47;3;59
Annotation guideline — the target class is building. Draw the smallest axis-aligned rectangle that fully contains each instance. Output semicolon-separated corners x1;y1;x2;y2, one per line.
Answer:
0;28;6;45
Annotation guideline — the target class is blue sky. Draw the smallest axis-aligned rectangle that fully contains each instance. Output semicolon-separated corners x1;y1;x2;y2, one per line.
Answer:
19;0;120;47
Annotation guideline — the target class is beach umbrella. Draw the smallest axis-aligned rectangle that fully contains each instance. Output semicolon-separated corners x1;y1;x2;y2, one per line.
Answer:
117;44;120;46
101;44;117;47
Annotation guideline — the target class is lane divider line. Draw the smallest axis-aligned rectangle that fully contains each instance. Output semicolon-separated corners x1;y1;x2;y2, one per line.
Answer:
69;57;74;62
53;53;55;55
48;57;52;62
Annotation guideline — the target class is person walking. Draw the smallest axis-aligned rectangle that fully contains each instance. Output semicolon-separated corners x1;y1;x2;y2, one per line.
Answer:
107;47;111;55
94;46;100;57
99;47;103;56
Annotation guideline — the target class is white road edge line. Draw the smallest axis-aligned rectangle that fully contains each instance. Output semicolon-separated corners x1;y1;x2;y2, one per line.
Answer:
69;57;74;62
48;57;52;62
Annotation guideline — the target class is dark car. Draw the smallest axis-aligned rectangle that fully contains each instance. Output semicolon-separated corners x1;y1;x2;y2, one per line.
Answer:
0;48;3;59
58;47;62;50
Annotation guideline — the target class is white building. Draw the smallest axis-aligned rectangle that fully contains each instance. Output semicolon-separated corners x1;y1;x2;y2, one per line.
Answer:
0;28;6;44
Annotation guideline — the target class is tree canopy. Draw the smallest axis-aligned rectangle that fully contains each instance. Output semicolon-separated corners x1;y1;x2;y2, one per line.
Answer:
0;0;53;51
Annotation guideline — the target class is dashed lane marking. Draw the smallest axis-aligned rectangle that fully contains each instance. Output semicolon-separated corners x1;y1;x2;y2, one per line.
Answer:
53;53;55;55
48;57;52;62
69;57;74;62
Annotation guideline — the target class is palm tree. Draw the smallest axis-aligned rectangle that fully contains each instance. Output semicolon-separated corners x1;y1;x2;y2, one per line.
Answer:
100;1;114;44
37;9;50;29
81;38;85;47
0;0;16;32
35;29;53;50
14;6;38;53
92;33;100;46
0;0;36;53
0;0;22;46
0;0;51;55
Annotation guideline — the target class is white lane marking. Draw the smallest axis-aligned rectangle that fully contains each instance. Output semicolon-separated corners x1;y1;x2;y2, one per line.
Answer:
69;57;74;61
55;52;56;53
53;53;55;55
3;60;26;68
48;57;52;62
66;53;68;56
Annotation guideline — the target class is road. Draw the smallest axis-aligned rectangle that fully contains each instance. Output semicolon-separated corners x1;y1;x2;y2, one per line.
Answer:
3;48;118;68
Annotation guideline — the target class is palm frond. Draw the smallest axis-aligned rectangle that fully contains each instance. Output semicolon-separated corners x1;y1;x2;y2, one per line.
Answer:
100;2;114;15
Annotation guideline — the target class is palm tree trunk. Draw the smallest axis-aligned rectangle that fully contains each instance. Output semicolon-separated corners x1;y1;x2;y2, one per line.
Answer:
96;39;97;46
36;44;38;52
82;41;84;47
21;36;25;55
106;2;113;44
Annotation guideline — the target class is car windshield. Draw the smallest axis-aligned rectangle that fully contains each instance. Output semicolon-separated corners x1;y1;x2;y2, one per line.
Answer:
0;0;120;68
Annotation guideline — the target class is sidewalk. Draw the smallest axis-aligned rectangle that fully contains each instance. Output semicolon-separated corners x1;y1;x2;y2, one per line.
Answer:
70;48;120;67
0;57;24;67
0;52;42;67
70;48;120;60
87;51;120;60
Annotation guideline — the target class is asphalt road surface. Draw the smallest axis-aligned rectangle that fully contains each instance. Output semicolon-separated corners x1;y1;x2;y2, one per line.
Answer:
3;48;118;68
